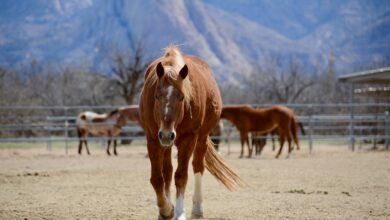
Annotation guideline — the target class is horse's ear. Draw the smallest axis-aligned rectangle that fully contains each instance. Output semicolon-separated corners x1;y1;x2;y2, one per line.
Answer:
156;62;164;78
179;64;188;80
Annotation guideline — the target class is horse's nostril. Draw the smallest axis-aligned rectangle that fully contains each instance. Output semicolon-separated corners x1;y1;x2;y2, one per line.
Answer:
158;131;163;140
170;132;175;141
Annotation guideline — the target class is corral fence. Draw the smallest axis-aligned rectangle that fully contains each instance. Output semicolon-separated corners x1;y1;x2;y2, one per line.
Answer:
0;103;389;153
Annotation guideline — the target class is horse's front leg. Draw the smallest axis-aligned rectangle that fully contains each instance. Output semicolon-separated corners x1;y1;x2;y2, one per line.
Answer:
147;137;174;219
174;134;198;220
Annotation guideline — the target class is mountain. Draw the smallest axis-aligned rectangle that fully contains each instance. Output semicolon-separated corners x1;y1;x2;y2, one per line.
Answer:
0;0;389;82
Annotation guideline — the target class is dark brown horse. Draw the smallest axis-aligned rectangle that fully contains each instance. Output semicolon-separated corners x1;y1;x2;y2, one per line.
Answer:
221;105;302;158
139;46;245;219
76;106;140;155
210;120;224;151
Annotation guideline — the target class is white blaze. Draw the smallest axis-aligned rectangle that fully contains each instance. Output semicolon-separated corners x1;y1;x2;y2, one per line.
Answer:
165;86;173;118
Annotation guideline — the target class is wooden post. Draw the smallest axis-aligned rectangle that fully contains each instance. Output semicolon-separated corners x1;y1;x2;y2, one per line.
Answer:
349;83;355;151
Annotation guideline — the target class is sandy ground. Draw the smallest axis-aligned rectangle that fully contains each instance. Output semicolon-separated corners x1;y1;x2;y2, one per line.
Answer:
0;142;389;220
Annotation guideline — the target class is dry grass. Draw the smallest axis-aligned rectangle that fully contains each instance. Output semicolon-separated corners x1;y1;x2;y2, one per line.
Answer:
0;143;389;219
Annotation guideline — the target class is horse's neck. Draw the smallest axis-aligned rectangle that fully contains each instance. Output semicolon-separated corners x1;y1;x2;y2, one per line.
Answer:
116;114;128;127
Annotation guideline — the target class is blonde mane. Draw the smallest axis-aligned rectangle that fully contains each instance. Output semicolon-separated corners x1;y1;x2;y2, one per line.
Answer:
153;45;192;106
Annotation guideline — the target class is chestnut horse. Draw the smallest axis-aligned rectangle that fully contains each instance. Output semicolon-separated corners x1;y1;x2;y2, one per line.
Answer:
76;106;139;155
139;46;245;220
221;105;301;158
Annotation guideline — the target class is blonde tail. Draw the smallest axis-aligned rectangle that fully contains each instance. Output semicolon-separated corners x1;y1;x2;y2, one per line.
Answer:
205;137;247;191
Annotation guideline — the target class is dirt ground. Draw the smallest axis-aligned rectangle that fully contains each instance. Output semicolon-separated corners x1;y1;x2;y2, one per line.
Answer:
0;142;389;220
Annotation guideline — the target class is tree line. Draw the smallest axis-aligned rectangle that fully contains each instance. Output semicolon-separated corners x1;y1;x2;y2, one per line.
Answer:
0;46;387;109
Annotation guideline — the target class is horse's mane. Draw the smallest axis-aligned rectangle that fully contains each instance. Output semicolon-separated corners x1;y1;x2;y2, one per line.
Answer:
148;45;192;106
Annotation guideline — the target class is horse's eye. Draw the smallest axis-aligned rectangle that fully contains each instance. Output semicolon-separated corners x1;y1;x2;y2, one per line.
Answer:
154;94;159;100
180;96;184;102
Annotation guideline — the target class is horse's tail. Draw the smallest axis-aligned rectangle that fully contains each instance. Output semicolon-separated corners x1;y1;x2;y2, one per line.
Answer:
205;137;247;191
290;117;300;150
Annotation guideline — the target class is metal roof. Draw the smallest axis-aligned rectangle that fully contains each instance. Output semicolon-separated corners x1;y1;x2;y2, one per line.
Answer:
338;67;390;83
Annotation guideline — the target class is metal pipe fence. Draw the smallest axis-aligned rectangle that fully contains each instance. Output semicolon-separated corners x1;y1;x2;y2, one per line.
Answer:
0;103;389;153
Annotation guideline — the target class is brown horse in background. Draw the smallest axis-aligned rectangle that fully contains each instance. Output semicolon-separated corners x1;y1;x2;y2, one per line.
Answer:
221;105;302;158
210;120;224;151
253;121;305;156
139;46;245;219
76;106;140;155
252;130;277;155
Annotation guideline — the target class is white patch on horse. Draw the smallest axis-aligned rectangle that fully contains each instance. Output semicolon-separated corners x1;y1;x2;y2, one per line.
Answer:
192;172;203;218
164;86;173;121
174;194;186;220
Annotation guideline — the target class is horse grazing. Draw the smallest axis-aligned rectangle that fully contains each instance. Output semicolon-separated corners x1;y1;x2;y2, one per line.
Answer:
210;120;224;151
252;130;277;155
139;46;245;220
221;105;302;158
76;106;140;155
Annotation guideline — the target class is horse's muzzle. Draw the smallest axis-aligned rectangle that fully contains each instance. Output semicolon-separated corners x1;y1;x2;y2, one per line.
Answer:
158;129;176;147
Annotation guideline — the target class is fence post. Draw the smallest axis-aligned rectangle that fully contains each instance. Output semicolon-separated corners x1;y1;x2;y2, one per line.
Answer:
46;116;52;151
349;83;355;151
64;107;69;154
308;114;313;154
385;111;389;150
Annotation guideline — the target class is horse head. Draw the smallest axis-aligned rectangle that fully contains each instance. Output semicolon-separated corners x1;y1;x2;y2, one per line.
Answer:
153;62;190;147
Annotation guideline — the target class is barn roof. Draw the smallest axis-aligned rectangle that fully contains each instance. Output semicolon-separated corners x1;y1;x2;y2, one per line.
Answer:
338;67;390;83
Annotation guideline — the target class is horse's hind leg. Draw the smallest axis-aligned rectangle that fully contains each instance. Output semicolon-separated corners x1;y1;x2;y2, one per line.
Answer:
78;140;83;155
84;141;90;155
246;133;253;158
191;137;208;218
286;135;292;158
276;135;285;159
113;139;118;156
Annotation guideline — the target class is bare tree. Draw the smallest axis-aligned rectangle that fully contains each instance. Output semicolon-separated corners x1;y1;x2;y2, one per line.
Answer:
107;41;150;105
244;56;315;104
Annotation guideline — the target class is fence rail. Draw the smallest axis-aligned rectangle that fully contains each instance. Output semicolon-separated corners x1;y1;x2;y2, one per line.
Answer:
0;103;389;153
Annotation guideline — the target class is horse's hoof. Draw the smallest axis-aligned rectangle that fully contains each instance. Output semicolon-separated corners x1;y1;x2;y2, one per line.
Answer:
159;211;174;220
275;155;280;159
191;213;203;219
239;155;243;159
191;208;203;219
192;203;203;219
174;212;186;220
159;204;174;220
